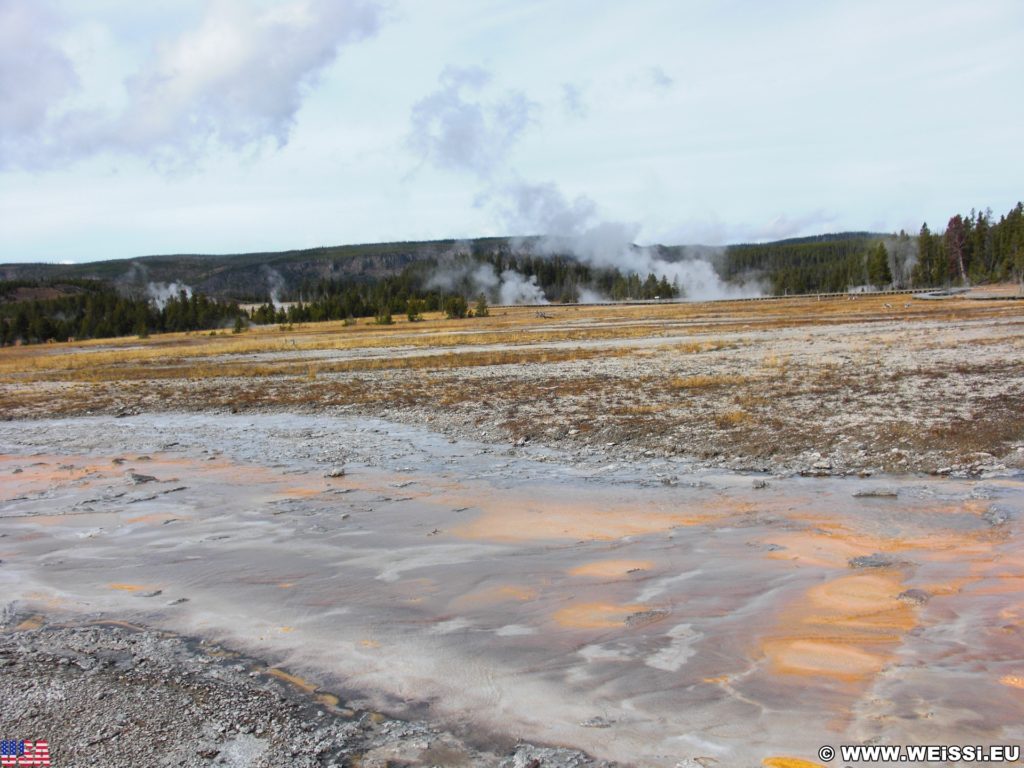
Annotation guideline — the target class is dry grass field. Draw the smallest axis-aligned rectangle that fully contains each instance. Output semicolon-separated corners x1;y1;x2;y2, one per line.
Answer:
3;292;1024;474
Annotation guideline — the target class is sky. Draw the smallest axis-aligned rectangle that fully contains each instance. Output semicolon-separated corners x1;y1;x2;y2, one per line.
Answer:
1;0;1022;264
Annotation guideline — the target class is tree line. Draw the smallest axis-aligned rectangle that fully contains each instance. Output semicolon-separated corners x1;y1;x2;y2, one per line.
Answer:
913;203;1024;286
0;281;244;346
721;201;1024;294
248;254;679;326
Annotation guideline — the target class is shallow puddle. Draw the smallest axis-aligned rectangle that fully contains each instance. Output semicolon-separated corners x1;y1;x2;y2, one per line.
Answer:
1;414;1023;766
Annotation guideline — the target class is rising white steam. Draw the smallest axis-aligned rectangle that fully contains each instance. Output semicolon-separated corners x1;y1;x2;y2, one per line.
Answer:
147;281;192;310
407;68;762;302
261;266;287;308
426;253;548;306
502;180;762;300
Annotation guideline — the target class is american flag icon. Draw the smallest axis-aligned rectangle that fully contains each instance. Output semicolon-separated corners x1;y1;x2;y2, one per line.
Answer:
0;740;50;767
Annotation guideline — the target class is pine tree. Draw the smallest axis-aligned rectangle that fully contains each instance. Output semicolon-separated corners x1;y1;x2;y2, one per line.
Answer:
473;294;489;317
866;242;892;288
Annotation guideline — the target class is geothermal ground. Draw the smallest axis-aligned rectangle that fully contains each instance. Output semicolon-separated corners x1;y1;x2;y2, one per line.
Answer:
2;292;1024;767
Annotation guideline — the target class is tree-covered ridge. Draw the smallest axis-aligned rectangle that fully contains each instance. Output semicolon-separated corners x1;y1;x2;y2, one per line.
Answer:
0;280;243;346
721;202;1024;294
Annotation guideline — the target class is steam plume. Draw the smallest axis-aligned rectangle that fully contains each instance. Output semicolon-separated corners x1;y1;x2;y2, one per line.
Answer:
147;281;192;310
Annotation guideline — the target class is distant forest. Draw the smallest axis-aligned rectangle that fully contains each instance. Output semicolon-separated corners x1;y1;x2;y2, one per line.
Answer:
250;252;680;325
1;201;1021;346
724;201;1024;295
0;281;243;346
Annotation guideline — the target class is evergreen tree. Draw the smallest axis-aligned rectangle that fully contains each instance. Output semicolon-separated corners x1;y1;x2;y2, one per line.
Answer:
443;296;468;319
473;294;489;318
866;242;892;288
406;298;424;322
374;303;393;325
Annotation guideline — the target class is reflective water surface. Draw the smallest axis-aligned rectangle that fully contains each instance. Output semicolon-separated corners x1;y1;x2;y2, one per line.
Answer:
2;414;1023;766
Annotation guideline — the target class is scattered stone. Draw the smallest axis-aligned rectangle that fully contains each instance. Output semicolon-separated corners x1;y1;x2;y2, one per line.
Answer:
579;716;613;728
0;618;612;768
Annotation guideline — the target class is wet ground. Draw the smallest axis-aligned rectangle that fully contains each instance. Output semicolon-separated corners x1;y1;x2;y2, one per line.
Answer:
2;413;1024;766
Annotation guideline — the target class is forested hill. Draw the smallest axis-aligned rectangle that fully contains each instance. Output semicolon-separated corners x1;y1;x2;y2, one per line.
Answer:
2;201;1021;306
0;238;491;302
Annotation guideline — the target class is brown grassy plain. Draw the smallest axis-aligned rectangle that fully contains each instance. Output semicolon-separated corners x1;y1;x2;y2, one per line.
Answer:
2;292;1023;473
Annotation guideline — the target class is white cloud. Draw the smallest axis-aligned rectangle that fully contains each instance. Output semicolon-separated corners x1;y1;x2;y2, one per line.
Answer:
407;66;536;178
0;0;77;157
1;0;384;169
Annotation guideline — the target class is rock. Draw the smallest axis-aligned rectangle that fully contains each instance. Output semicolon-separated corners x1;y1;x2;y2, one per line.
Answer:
579;716;613;728
852;488;898;498
812;458;832;470
849;553;906;569
983;506;1012;526
514;436;530;447
752;479;768;489
125;471;157;485
898;589;930;605
624;609;669;628
324;467;346;478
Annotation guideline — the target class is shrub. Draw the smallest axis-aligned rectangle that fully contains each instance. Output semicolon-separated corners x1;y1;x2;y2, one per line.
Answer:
444;296;468;319
406;298;424;322
474;294;489;318
374;304;393;325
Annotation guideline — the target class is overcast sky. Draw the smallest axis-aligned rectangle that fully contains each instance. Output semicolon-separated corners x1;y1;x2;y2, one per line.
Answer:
1;0;1022;263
